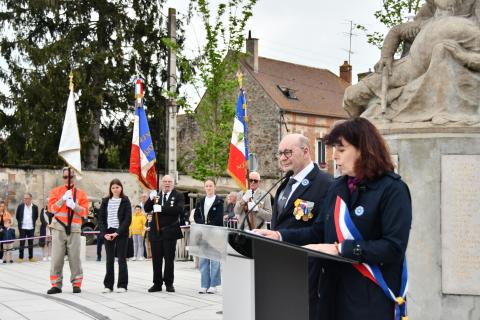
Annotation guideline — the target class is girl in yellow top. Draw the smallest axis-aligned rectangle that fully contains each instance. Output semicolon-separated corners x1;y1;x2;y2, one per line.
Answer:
129;205;147;261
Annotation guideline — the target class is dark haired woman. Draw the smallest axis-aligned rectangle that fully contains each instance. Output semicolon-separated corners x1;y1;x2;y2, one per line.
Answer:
194;179;224;294
256;117;412;320
98;179;132;293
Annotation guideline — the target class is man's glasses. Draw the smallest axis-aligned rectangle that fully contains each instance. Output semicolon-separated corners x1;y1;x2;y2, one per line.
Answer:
276;149;293;159
249;179;259;183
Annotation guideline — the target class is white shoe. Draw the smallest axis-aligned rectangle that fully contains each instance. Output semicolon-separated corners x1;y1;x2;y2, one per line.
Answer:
48;256;51;261
138;257;145;261
198;287;208;294
131;257;136;261
116;288;127;293
207;287;217;294
102;288;113;293
42;257;48;262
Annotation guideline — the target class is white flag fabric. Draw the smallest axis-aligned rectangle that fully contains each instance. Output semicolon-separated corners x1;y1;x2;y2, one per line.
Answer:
58;89;82;175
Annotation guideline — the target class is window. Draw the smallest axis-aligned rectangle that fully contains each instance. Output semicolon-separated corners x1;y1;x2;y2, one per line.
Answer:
277;85;298;100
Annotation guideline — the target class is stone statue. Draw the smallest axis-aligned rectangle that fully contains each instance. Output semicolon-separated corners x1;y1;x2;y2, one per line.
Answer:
344;0;480;126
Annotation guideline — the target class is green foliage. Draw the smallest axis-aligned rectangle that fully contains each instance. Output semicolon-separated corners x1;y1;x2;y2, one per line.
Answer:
186;0;256;182
358;0;424;49
0;0;189;170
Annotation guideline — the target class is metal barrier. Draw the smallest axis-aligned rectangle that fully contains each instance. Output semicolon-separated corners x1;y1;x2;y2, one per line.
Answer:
223;218;239;229
175;226;192;261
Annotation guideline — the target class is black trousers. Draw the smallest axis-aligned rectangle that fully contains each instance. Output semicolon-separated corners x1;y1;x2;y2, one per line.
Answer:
151;239;177;286
19;229;34;259
104;232;128;290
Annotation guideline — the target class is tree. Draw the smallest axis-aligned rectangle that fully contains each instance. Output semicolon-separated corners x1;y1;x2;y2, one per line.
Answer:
0;0;189;170
358;0;425;49
186;0;256;182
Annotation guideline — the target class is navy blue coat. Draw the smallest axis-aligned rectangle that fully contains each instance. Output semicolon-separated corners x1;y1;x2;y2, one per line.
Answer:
271;164;332;231
15;203;39;230
282;172;412;320
194;196;224;226
144;189;185;241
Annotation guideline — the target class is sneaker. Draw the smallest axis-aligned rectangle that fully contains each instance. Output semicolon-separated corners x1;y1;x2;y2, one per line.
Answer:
116;288;127;293
17;258;24;263
131;257;136;261
207;287;217;294
42;257;48;262
102;288;113;293
72;286;81;293
29;257;37;262
48;256;51;261
198;287;207;294
47;287;62;294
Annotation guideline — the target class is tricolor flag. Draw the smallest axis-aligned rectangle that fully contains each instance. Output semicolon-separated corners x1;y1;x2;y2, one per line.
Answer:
129;78;158;190
58;75;82;175
227;89;249;190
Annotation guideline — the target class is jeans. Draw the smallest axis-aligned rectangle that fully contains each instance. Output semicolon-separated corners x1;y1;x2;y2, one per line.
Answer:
199;258;221;289
132;234;144;259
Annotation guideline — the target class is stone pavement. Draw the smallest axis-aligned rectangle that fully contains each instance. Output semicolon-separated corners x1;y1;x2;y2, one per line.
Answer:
0;246;223;320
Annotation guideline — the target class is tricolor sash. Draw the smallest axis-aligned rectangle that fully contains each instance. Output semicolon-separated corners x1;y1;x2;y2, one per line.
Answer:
334;196;408;320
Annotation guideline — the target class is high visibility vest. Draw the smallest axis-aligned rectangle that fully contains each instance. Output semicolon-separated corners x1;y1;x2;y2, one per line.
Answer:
48;185;89;225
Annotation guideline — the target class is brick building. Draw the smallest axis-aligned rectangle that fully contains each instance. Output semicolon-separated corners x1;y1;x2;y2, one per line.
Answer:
178;34;350;179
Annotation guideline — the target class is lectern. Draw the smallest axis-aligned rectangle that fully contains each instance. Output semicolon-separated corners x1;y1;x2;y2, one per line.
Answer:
188;225;355;320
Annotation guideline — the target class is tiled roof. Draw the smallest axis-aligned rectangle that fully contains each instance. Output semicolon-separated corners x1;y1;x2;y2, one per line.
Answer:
241;56;349;118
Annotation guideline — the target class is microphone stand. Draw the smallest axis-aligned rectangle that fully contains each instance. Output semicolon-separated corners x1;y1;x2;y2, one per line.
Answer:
239;170;293;231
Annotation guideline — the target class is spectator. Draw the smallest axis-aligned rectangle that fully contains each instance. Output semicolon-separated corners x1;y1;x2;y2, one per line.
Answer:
0;200;13;262
98;179;132;293
39;203;53;261
16;192;39;262
130;205;147;261
194;179;224;294
224;192;237;219
2;219;15;263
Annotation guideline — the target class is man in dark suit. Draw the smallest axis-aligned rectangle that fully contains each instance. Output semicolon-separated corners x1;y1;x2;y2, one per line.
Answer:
144;175;184;293
16;192;39;262
271;133;332;320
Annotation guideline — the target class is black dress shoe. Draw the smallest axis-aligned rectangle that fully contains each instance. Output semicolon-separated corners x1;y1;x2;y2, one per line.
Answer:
166;285;175;292
148;285;162;292
47;287;62;294
73;286;81;293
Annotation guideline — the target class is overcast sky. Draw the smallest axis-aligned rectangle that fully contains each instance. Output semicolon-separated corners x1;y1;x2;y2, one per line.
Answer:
166;0;388;81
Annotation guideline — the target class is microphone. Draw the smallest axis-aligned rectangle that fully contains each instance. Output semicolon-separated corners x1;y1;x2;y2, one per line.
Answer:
240;170;294;231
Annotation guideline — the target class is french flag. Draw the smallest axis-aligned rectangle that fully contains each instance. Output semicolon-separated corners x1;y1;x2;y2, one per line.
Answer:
129;78;158;190
227;89;249;190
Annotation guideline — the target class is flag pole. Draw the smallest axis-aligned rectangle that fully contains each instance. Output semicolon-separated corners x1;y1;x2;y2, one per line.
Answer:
67;71;73;191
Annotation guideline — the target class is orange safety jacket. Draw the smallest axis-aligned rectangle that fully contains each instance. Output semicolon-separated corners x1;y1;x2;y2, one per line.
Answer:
48;185;89;226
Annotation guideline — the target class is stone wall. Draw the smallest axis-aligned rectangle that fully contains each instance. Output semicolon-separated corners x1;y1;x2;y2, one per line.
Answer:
241;64;282;178
177;113;199;174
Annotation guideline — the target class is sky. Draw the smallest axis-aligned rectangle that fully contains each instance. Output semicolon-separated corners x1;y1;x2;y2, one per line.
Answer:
165;0;388;82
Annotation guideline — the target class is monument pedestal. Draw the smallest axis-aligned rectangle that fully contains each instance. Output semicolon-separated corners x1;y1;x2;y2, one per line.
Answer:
380;126;480;320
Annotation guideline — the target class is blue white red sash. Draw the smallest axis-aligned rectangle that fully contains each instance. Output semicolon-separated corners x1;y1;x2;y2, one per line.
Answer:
334;196;408;320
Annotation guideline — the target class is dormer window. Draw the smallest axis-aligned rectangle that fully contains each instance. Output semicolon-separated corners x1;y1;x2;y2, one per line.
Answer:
277;85;298;100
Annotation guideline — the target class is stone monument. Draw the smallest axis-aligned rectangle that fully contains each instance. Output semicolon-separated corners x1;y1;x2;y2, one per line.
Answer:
343;1;480;319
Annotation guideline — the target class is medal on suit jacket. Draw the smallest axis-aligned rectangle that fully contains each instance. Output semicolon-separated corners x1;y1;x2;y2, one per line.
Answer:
293;199;314;221
334;196;409;320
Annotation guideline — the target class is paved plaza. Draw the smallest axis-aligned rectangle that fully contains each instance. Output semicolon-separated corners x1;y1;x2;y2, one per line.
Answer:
0;246;223;320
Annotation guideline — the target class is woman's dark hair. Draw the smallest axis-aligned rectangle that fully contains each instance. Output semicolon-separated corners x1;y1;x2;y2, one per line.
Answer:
324;117;394;180
204;178;216;186
108;178;124;198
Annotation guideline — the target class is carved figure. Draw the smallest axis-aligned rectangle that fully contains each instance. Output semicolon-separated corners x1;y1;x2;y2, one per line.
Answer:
344;0;480;125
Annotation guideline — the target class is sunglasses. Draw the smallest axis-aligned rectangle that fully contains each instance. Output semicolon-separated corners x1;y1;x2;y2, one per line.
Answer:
249;179;259;183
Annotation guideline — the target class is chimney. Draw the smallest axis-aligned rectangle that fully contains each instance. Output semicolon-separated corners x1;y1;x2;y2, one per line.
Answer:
246;30;259;73
339;61;352;84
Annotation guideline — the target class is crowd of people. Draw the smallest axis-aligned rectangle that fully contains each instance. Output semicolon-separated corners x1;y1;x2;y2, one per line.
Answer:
0;118;412;320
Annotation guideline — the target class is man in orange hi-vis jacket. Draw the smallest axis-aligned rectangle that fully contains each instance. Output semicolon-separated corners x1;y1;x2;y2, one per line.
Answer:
47;167;89;294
